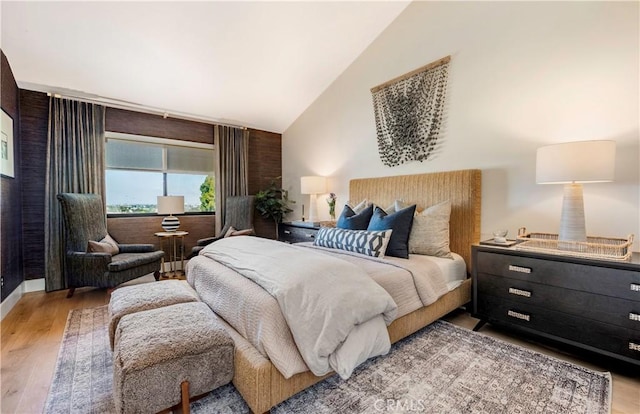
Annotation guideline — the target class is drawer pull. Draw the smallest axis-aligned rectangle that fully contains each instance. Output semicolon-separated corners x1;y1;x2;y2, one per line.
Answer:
630;313;640;322
629;342;640;352
508;287;532;298
307;233;315;238
284;230;291;234
507;310;530;322
631;283;640;292
508;265;531;274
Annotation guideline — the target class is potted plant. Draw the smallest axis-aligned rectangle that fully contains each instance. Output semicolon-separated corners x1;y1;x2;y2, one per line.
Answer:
255;177;294;239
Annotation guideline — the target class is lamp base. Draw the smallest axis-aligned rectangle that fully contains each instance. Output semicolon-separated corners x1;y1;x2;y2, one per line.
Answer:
308;194;319;224
161;215;180;232
558;183;586;243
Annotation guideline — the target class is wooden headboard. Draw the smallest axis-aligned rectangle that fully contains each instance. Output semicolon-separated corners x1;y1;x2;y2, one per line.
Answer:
350;169;482;274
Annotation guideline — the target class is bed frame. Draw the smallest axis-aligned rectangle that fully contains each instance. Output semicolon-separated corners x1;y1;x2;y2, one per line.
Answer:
222;169;482;413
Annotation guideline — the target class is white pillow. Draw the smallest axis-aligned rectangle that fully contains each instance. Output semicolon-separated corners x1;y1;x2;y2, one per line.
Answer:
408;200;452;258
348;199;371;214
382;199;407;214
87;233;120;255
224;226;255;237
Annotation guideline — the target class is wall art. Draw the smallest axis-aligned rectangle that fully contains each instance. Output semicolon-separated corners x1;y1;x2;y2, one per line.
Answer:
371;55;450;167
1;108;14;178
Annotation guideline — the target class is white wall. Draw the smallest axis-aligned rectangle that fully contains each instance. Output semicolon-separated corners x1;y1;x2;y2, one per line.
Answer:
282;1;639;249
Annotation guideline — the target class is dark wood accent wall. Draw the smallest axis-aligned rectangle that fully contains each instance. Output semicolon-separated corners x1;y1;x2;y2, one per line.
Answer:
1;50;24;301
247;129;282;239
107;215;215;260
105;108;214;144
19;90;49;280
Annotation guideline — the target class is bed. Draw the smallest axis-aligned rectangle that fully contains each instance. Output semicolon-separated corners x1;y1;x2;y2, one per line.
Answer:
187;169;481;413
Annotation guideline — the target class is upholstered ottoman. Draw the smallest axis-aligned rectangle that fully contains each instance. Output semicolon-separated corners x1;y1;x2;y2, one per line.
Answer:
108;279;199;349
113;301;234;414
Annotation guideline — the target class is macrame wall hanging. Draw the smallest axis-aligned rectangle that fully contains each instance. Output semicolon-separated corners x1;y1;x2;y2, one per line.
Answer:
371;55;450;167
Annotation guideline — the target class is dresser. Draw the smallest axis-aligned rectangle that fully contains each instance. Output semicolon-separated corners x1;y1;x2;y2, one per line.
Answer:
472;245;640;366
278;222;320;243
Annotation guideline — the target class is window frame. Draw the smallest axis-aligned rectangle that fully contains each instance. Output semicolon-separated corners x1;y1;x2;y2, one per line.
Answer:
105;132;215;217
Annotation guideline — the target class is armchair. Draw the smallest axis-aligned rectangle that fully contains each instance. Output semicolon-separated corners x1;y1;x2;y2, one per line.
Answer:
57;193;165;298
190;195;255;257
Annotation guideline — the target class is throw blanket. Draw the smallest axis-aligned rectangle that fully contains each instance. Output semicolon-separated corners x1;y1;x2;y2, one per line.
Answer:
201;237;398;379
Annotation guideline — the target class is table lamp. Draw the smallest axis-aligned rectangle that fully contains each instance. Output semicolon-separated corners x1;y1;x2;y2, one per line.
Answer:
300;176;327;225
157;195;185;231
536;140;615;242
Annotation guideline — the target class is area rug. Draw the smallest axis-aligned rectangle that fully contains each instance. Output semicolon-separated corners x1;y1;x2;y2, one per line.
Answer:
44;306;611;413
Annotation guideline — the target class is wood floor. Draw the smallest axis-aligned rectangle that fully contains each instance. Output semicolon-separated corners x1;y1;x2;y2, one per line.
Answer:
1;285;639;414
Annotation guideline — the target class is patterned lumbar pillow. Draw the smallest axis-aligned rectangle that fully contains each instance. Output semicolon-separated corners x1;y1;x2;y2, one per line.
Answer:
367;204;417;259
87;233;120;255
409;200;452;258
314;227;393;258
336;203;374;230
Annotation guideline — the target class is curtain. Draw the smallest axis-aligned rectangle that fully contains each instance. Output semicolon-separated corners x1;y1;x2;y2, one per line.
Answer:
45;98;106;292
214;125;249;235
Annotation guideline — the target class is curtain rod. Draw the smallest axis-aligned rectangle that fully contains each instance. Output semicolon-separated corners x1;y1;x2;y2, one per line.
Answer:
45;92;247;130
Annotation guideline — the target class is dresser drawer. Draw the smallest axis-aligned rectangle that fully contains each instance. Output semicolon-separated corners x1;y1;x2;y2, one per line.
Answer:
476;273;640;331
476;251;640;301
477;294;640;362
278;225;318;243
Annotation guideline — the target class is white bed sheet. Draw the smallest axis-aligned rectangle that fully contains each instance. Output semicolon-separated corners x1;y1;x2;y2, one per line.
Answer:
305;242;467;293
407;252;467;291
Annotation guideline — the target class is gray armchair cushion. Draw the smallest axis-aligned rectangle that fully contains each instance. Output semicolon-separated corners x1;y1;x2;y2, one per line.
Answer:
68;251;113;267
118;244;157;253
108;251;165;272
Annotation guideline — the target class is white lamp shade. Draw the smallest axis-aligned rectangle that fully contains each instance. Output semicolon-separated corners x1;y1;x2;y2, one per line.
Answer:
157;196;185;215
300;176;327;194
536;140;616;184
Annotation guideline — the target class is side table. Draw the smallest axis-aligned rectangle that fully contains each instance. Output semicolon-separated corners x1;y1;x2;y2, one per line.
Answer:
154;231;188;279
278;222;320;243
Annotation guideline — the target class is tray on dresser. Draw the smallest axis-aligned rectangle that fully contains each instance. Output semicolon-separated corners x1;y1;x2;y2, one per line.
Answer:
515;231;634;262
480;239;519;247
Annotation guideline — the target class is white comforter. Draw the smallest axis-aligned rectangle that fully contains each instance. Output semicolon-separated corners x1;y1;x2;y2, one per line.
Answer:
199;236;398;379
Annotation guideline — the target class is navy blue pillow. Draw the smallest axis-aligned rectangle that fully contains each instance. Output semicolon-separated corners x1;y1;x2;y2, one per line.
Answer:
367;205;416;258
336;204;374;230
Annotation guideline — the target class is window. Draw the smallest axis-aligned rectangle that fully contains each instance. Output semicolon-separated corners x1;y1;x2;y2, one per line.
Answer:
105;134;215;214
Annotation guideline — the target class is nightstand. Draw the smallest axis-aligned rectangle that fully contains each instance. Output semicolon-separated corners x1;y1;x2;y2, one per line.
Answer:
472;244;640;366
278;222;320;243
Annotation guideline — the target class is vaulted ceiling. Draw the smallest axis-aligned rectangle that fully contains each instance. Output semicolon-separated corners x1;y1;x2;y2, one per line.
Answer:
1;1;410;133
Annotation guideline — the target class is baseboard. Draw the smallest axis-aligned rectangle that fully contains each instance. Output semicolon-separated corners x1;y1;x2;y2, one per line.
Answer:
1;283;24;321
1;278;45;321
24;278;45;293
